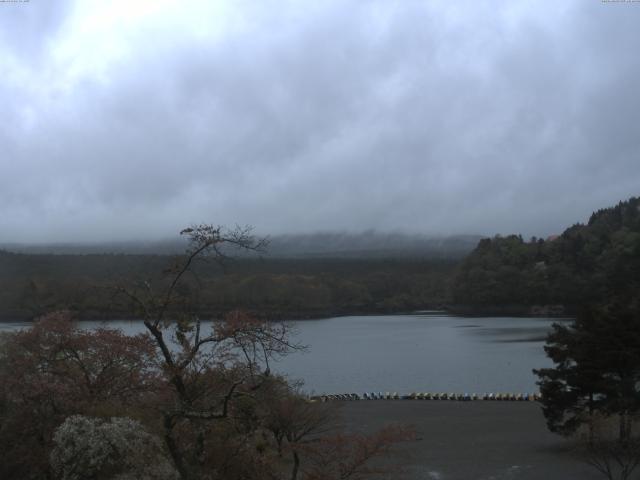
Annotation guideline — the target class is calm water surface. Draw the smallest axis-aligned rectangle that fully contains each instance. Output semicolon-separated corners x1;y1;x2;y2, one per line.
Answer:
1;314;566;394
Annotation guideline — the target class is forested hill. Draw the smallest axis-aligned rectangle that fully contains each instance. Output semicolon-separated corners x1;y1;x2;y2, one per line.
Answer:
0;232;480;321
0;252;457;321
2;199;638;320
452;196;640;314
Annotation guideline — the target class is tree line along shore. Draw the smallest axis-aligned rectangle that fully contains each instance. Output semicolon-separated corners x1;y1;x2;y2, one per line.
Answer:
1;196;638;322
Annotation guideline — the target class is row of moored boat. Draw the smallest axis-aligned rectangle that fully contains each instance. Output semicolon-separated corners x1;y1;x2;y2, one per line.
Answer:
310;392;541;402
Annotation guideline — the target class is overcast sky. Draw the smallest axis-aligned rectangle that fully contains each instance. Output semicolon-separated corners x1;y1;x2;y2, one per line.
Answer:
1;0;639;243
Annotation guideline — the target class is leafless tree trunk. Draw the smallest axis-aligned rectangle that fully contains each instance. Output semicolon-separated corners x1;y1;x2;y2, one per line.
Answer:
582;416;640;480
116;225;301;479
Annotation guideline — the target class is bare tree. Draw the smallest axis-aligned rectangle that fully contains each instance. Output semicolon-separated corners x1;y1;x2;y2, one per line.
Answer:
584;437;640;480
301;424;416;480
34;223;417;480
259;381;338;480
258;381;416;480
116;225;302;479
1;225;418;479
580;416;640;480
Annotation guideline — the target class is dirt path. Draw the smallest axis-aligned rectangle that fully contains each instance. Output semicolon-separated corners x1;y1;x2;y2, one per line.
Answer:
339;401;602;480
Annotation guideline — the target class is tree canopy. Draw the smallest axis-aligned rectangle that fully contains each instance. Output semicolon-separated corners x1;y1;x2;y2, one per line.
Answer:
453;196;640;312
534;304;640;440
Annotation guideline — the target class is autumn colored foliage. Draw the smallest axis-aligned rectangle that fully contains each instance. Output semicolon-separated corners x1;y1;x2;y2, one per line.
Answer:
0;225;415;480
0;312;159;478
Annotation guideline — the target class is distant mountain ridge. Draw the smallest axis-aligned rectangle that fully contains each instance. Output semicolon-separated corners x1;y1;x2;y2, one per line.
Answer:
265;232;482;258
1;232;483;259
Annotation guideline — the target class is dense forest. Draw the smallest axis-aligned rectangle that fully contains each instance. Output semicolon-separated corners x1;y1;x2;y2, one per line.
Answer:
452;196;640;315
0;252;457;321
1;197;638;321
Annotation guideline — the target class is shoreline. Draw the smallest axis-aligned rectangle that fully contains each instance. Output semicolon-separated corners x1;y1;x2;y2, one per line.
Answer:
0;306;574;323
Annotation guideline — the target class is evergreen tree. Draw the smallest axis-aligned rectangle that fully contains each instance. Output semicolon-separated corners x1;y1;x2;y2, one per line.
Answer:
534;304;640;441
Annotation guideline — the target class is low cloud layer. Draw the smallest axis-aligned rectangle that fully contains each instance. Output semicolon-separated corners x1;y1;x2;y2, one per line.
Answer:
1;0;639;242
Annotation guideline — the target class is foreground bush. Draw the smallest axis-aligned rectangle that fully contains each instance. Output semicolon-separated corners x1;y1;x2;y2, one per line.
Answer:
0;312;158;479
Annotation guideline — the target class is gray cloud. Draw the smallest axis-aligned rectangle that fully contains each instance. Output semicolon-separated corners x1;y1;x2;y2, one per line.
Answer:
1;0;639;242
0;0;70;61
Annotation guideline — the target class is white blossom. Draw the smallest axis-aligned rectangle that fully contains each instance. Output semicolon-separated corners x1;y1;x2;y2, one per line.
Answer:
51;415;179;480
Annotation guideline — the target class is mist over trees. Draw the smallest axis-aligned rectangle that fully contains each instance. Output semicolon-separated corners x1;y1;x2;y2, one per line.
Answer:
2;197;639;321
0;231;481;258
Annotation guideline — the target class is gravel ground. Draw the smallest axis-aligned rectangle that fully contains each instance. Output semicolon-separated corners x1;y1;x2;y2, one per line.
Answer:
339;401;602;480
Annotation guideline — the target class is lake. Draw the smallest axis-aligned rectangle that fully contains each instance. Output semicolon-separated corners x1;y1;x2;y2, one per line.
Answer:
0;313;565;395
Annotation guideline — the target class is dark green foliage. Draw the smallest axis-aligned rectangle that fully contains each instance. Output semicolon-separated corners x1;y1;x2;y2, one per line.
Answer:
534;305;640;440
4;196;639;320
0;253;456;320
453;196;640;311
520;197;640;448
